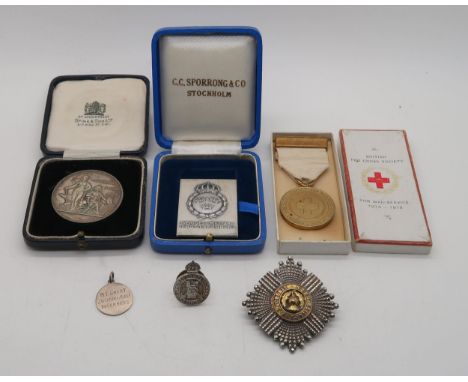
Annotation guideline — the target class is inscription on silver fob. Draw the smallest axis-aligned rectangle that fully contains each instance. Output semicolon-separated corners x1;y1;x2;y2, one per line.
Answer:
96;272;133;316
51;169;123;223
173;261;210;305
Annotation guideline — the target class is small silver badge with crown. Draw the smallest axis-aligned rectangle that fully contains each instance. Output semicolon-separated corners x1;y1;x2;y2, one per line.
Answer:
173;261;210;305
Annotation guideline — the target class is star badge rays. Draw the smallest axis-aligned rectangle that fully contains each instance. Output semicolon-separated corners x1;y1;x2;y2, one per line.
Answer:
242;257;338;352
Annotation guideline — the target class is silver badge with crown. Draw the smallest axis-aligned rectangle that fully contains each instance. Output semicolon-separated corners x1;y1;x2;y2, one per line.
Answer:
176;179;238;238
242;257;338;353
173;261;210;305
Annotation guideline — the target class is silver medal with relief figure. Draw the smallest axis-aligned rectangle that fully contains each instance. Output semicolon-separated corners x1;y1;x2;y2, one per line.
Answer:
51;169;123;223
242;257;338;353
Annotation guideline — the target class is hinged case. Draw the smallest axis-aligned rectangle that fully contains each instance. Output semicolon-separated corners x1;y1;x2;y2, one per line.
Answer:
339;129;432;254
149;26;266;254
23;74;149;250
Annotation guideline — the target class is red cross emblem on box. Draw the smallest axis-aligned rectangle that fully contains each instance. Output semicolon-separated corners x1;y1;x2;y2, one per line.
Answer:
367;171;390;189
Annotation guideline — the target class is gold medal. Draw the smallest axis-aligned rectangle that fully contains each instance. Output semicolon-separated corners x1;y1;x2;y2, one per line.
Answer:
275;137;336;230
280;187;335;230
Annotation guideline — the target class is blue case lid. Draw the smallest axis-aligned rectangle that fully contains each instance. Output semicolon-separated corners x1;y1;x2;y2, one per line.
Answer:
151;26;263;150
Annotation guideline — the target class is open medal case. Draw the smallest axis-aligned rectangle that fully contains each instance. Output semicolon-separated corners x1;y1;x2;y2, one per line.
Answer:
150;27;266;254
23;75;149;250
271;133;351;255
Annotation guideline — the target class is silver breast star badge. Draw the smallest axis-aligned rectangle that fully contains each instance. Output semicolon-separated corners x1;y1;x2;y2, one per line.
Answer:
242;257;338;352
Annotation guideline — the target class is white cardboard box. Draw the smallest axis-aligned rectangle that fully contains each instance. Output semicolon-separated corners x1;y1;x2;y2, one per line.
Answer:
339;129;432;254
271;132;351;255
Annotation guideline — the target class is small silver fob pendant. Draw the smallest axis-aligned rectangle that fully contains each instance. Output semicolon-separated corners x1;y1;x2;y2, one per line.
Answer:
173;261;210;305
96;272;133;316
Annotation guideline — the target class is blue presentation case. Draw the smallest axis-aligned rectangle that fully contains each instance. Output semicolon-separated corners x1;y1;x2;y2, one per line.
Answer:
149;26;266;254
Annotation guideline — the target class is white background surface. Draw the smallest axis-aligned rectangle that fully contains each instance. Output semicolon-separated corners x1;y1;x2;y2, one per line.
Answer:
0;6;467;375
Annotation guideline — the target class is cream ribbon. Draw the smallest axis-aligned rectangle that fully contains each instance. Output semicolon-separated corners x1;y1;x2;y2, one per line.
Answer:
276;147;329;187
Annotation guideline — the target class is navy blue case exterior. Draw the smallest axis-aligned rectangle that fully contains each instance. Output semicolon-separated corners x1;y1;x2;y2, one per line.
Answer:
150;27;266;254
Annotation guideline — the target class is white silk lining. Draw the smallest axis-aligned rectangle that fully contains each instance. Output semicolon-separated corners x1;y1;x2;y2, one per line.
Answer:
46;78;147;154
159;35;256;142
